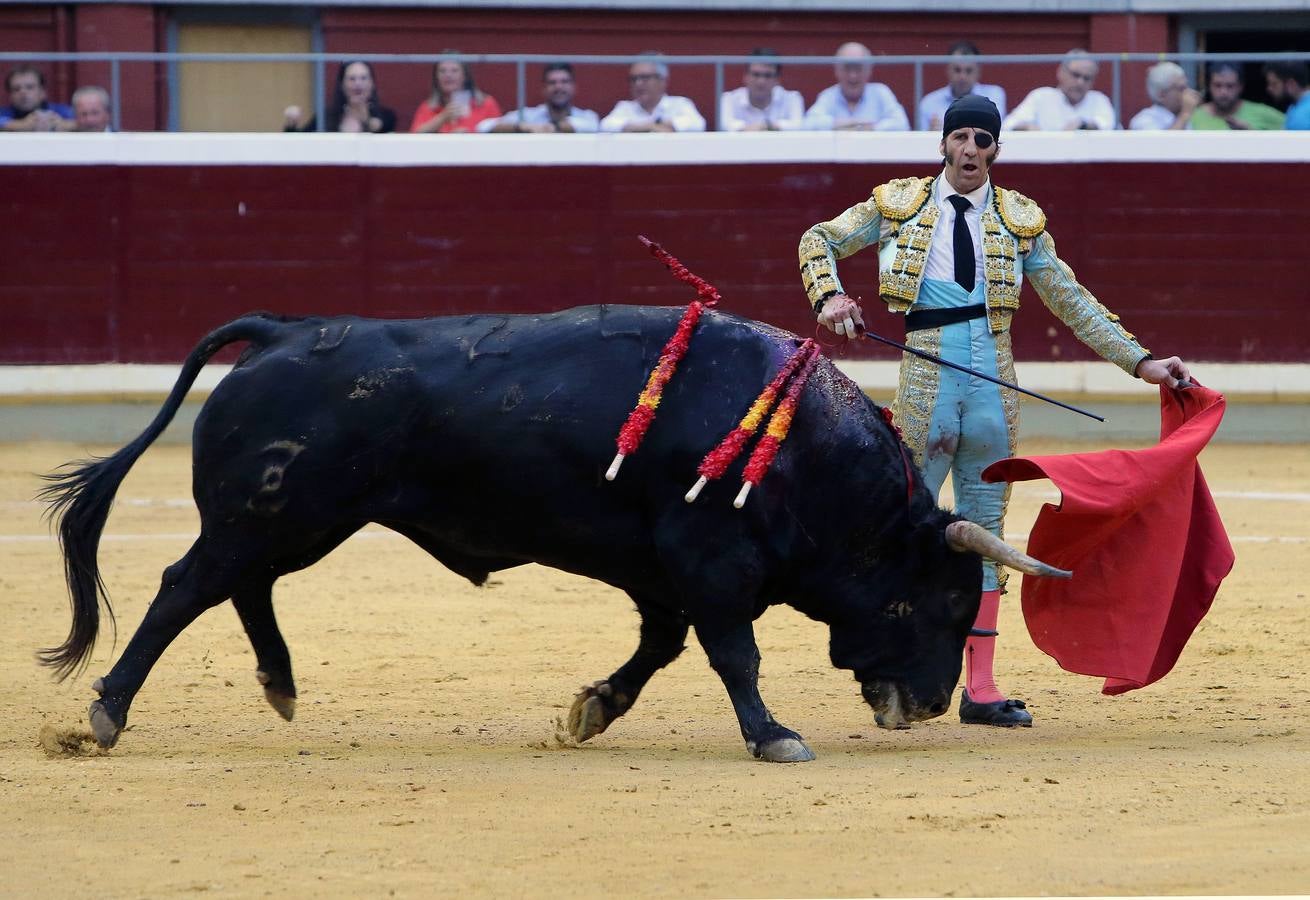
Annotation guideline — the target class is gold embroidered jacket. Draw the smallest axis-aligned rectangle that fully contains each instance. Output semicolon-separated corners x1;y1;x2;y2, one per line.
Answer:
798;174;1150;375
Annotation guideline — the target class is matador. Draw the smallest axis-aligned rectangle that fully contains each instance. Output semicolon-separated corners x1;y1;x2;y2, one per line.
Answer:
798;94;1190;727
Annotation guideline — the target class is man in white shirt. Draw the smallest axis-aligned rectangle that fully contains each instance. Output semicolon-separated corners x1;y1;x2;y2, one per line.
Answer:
1129;61;1200;130
600;55;706;133
480;63;599;133
72;85;113;132
916;41;1007;132
718;47;804;132
1004;49;1118;131
802;41;910;131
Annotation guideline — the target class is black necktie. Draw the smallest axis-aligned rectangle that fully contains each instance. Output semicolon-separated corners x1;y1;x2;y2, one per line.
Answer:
948;194;975;293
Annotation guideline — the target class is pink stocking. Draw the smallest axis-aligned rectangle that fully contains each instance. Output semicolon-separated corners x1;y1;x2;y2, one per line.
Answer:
964;589;1005;703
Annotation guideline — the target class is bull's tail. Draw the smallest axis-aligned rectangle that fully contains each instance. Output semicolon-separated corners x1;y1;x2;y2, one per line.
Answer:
36;313;289;681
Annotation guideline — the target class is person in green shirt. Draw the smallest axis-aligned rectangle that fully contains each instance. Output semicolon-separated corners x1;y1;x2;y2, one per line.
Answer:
1192;62;1285;130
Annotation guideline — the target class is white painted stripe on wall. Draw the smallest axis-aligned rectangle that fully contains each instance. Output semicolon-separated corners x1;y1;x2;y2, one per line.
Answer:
6;361;1310;399
2;131;1308;167
1007;534;1306;544
5;488;1309;513
3;531;1302;545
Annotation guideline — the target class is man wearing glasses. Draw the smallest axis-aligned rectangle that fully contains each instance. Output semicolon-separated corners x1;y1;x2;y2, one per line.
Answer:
718;47;805;132
1004;49;1118;130
1129;62;1201;130
600;54;706;132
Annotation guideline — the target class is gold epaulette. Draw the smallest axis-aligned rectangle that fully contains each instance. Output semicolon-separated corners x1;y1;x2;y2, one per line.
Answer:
873;177;933;222
994;188;1047;238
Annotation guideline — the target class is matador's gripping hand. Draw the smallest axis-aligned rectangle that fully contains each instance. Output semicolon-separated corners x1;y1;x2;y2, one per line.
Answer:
1135;355;1192;390
817;293;866;339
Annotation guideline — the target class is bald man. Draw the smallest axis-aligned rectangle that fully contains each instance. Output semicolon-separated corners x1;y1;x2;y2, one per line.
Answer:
803;42;909;131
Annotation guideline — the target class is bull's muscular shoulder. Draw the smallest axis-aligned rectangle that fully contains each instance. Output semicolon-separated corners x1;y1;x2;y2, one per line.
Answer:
993;187;1047;238
873;176;933;221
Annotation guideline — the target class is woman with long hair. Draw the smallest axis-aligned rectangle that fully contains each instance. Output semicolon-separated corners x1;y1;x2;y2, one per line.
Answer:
409;53;502;134
284;60;397;133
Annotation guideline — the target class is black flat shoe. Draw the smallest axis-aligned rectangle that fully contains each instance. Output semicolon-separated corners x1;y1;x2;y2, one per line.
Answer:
959;687;1033;727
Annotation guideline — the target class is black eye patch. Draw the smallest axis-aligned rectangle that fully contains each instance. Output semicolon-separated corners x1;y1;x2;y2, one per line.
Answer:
973;132;994;149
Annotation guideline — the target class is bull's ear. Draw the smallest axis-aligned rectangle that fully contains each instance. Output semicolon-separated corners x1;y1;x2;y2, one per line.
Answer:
908;519;952;569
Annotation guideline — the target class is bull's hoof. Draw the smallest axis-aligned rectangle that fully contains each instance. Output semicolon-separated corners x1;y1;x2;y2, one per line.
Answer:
88;700;122;749
874;712;912;731
263;688;296;721
565;683;611;743
256;671;296;721
754;738;816;763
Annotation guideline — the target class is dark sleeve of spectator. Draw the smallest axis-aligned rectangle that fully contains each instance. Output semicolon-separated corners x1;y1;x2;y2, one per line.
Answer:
284;115;317;133
373;106;397;134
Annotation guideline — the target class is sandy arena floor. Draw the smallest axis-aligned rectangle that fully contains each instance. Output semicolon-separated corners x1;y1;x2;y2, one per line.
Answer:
1;438;1307;898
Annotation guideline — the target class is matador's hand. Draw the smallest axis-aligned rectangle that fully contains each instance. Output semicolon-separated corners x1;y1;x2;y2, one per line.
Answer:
1136;355;1191;389
817;293;866;339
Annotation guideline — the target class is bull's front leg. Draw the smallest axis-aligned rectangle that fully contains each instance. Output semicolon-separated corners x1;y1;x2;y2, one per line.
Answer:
695;621;816;763
567;602;688;742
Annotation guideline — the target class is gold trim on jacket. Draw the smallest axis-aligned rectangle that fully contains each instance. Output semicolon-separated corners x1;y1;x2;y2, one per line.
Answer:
797;175;1150;376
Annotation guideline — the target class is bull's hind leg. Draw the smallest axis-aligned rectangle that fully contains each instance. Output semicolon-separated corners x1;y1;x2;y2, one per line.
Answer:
224;523;362;723
231;581;297;721
88;538;240;748
695;621;815;763
566;599;688;743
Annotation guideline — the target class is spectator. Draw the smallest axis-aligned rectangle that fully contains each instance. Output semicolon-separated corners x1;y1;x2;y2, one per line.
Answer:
410;54;502;134
1004;49;1117;131
1264;60;1310;130
803;42;909;131
72;86;112;132
600;54;706;132
1192;63;1284;130
1;65;75;132
284;61;396;133
479;63;598;133
718;47;804;132
1129;62;1201;130
916;41;1007;132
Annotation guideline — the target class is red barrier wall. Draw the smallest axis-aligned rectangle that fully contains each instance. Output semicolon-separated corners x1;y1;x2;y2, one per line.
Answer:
5;158;1306;365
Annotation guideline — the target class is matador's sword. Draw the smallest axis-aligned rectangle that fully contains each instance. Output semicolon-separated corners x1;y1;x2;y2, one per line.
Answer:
847;325;1106;423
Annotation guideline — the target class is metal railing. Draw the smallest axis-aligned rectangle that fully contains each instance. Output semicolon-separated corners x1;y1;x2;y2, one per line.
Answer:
3;50;1308;134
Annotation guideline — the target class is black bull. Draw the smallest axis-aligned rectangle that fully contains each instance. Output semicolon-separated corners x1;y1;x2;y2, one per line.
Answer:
41;305;1067;762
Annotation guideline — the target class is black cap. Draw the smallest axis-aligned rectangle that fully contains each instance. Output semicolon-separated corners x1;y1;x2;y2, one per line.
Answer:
942;94;1001;141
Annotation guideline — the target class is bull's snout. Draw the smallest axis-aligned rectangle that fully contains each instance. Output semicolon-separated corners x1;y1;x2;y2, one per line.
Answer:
862;680;952;731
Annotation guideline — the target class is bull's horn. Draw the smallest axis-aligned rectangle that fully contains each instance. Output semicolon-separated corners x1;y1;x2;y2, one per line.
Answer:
944;520;1072;579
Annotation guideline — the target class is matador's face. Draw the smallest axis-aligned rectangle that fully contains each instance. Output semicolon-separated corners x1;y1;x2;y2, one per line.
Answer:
940;126;999;195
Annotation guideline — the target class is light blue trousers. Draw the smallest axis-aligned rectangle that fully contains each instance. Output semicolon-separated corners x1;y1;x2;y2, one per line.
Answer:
895;278;1017;592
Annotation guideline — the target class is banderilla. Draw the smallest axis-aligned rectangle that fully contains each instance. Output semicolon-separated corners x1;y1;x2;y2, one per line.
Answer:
853;326;1105;423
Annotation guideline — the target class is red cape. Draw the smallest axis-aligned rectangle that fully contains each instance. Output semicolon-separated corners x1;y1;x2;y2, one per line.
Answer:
982;383;1235;694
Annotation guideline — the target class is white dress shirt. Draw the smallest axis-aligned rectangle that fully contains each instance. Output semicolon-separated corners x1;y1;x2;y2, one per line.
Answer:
718;85;804;131
1129;103;1181;130
476;103;600;133
1003;86;1119;131
916;83;1008;131
600;95;706;132
802;83;910;131
923;175;989;289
